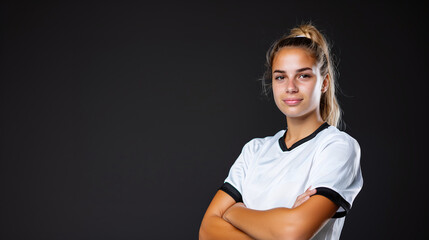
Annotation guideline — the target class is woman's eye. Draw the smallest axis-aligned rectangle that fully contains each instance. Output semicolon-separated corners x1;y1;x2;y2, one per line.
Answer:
298;74;310;79
274;76;285;80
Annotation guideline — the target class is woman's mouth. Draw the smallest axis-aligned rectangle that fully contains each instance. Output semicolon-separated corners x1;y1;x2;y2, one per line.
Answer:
283;98;303;106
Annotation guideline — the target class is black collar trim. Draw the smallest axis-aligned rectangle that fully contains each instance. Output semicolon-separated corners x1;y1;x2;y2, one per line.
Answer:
278;122;330;152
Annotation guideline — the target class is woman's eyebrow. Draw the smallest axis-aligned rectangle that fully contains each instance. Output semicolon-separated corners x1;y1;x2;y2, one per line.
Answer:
296;67;313;73
273;67;313;74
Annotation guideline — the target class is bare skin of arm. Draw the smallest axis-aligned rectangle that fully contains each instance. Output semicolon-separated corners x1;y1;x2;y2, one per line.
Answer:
222;195;339;240
199;187;318;240
199;190;254;240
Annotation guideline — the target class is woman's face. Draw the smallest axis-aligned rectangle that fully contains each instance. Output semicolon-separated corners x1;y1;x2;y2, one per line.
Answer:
271;47;326;120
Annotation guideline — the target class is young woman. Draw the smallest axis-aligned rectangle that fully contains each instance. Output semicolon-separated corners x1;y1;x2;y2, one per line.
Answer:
199;23;363;240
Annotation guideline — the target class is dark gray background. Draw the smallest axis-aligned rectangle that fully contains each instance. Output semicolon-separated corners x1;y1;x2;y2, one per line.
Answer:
1;1;427;239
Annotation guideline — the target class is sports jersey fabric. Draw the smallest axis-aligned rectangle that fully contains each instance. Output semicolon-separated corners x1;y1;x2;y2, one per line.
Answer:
220;123;363;240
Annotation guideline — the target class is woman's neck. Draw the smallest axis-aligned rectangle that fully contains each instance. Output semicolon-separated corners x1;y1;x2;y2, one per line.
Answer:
285;115;325;147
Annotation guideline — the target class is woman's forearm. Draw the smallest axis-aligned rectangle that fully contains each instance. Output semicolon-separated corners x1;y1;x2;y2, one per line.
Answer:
223;196;338;240
222;203;300;240
199;214;254;240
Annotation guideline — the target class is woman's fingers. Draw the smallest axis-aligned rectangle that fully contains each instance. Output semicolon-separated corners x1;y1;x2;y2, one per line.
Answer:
292;187;317;208
297;187;315;201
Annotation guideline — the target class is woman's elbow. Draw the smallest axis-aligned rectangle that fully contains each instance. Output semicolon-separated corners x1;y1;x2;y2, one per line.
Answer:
275;227;308;240
198;228;205;240
198;222;209;240
273;219;310;240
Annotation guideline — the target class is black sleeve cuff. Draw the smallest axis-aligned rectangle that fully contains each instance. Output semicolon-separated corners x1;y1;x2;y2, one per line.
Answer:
219;182;243;203
313;187;351;218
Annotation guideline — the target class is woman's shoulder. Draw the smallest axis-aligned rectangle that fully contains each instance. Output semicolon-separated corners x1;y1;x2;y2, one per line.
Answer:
243;130;285;153
318;126;360;151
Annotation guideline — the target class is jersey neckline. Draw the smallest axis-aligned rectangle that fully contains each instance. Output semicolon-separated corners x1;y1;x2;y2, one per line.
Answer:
278;122;330;152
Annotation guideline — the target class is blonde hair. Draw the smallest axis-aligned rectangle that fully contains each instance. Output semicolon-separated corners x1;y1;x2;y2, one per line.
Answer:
262;23;342;128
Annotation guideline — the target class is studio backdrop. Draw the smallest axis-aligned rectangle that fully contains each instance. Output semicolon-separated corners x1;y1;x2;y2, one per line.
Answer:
1;1;427;239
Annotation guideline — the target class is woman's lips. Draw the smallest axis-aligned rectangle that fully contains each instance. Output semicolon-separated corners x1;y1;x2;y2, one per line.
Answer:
283;98;303;106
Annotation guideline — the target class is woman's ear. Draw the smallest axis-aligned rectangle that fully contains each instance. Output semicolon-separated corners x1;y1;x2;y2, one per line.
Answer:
322;74;330;93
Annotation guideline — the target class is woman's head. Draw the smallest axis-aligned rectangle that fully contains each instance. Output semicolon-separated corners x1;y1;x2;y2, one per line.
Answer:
262;23;341;127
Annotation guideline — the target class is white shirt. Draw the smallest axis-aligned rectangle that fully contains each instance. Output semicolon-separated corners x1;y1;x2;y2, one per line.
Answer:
221;123;363;240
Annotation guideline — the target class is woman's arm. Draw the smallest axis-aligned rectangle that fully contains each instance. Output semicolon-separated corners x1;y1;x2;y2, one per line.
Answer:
222;195;339;240
199;190;254;240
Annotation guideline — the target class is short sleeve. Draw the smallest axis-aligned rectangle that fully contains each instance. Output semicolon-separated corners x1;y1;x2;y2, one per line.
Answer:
219;138;262;202
308;134;363;218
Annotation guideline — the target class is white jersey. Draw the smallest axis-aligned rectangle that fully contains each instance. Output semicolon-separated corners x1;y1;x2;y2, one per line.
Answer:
220;123;363;240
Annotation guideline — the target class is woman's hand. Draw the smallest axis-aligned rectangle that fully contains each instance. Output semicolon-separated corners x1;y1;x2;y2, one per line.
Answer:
292;186;317;208
223;202;246;222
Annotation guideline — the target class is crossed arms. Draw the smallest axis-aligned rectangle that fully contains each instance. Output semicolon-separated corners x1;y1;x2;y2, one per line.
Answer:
199;188;339;240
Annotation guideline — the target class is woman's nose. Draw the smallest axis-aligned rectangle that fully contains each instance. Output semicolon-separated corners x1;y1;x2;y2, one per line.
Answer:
285;79;298;93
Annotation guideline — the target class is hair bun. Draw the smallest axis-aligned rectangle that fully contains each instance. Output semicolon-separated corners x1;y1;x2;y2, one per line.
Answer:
289;24;323;46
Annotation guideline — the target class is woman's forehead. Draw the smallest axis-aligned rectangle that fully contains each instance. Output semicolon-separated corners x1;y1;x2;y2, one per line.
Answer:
272;47;316;72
